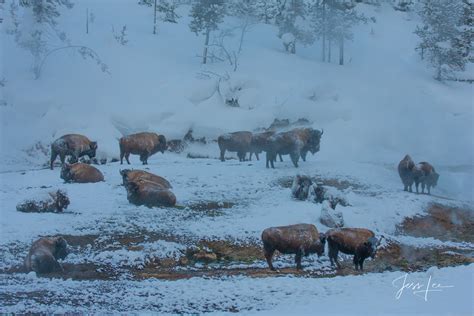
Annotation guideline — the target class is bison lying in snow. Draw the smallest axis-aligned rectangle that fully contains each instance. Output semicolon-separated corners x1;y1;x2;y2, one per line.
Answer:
398;154;416;192
61;163;104;183
16;190;70;213
326;228;382;271
217;131;252;162
119;132;167;165
24;237;69;274
50;134;97;170
261;223;326;271
413;162;439;195
126;178;176;207
120;169;172;188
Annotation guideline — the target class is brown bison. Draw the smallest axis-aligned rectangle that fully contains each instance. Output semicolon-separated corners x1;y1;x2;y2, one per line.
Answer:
126;178;176;207
326;228;382;271
50;134;97;170
261;223;326;271
61;163;104;183
120;169;172;188
413;162;439;195
217;131;253;162
265;128;323;168
398;154;416;192
119;132;167;165
16;190;70;213
24;237;69;274
249;131;284;162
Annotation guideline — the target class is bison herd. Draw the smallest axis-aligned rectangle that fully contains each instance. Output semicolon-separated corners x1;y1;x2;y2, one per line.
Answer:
18;129;440;274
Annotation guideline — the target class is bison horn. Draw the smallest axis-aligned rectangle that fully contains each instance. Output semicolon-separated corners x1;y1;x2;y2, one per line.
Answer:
320;129;324;136
377;235;385;247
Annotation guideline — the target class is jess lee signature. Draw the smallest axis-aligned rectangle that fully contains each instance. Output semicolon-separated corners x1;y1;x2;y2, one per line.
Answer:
392;273;454;301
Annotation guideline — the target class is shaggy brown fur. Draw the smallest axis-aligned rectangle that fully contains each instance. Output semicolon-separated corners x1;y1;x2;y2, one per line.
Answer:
61;163;104;183
326;228;380;271
217;131;253;162
50;134;97;170
261;223;326;270
24;237;68;274
413;162;439;195
16;190;70;213
249;131;275;161
126;178;176;207
398;154;416;192
119;132;167;165
120;169;172;188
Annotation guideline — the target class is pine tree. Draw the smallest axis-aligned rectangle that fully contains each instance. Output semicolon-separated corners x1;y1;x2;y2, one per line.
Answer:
275;0;312;54
189;0;226;64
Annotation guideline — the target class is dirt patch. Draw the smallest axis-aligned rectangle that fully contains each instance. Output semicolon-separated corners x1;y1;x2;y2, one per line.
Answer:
398;204;474;243
276;175;367;191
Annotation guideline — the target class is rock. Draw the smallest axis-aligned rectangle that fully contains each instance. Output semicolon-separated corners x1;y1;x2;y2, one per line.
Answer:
192;251;217;263
178;256;189;266
320;200;344;228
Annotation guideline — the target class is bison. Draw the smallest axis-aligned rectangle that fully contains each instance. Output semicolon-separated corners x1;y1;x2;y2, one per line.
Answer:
126;178;176;207
326;228;382;271
16;190;70;213
217;131;252;162
398;154;416;192
261;223;326;271
413;162;439;195
119;132;167;165
265;128;323;168
291;175;313;200
120;169;172;188
24;237;69;274
60;163;104;183
50;134;97;170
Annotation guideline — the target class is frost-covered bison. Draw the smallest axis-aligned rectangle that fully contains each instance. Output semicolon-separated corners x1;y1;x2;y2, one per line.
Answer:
16;190;70;213
24;237;69;274
398;154;416;192
119;132;167;165
265;128;323;168
217;131;252;162
413;162;439;195
50;134;97;170
120;169;172;188
261;223;326;271
326;228;381;271
126;179;176;207
291;175;313;200
61;163;104;183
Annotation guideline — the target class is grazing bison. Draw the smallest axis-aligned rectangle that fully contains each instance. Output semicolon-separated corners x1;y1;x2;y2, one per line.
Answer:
398;154;416;192
265;128;323;168
218;131;253;162
126;179;176;207
119;132;167;165
120;169;172;188
326;228;382;271
261;223;326;271
61;163;104;183
50;134;97;170
24;237;69;274
413;162;439;195
16;190;70;213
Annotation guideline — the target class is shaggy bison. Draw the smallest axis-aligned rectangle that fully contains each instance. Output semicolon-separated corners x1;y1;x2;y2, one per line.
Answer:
119;132;167;165
120;169;172;188
126;178;176;207
261;223;326;271
16;190;70;213
326;228;381;271
24;237;69;274
413;162;439;195
61;163;104;183
217;131;253;162
398;154;416;192
50;134;97;170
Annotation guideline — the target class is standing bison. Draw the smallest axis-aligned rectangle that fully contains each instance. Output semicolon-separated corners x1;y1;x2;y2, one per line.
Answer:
217;131;252;162
398;154;416;192
119;132;167;165
413;162;439;195
50;134;97;170
125;178;176;207
326;228;382;271
120;169;172;188
261;223;326;271
24;237;69;274
61;163;104;183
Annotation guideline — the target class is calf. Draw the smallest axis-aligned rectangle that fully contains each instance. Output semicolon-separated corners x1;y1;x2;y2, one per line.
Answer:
24;237;69;274
50;134;97;170
126;178;176;207
16;190;70;213
261;223;326;270
217;131;252;162
120;169;172;188
398;154;415;192
61;163;104;183
413;162;439;194
326;228;381;271
119;132;167;165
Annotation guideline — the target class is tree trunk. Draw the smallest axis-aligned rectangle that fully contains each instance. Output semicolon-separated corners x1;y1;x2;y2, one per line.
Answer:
339;37;344;65
86;8;89;34
203;29;210;64
322;1;326;62
328;39;332;63
153;0;157;35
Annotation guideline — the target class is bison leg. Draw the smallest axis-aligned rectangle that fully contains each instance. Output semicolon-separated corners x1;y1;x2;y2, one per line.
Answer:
59;153;67;166
290;152;299;168
353;255;359;270
255;152;259;161
295;249;303;270
125;153;131;165
359;258;365;271
301;150;307;162
421;182;426;194
220;148;226;162
427;185;431;195
415;181;420;194
264;249;276;271
266;152;275;169
328;246;340;268
50;150;58;170
279;154;283;162
120;150;125;165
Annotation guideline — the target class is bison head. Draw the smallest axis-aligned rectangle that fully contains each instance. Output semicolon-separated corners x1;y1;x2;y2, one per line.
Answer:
364;236;379;259
157;135;167;154
119;169;131;185
88;141;98;158
307;129;323;154
53;237;69;260
60;164;73;183
54;190;70;211
428;172;440;188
